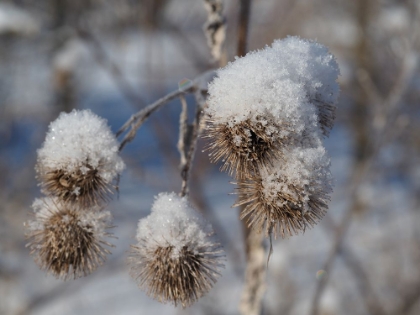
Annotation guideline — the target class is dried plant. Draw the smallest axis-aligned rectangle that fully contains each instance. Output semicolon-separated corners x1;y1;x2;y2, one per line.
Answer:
36;110;125;207
204;115;288;179
203;0;226;61
25;198;114;280
127;192;225;307
129;241;223;307
234;146;332;238
313;97;336;137
205;37;339;241
38;160;113;207
25;24;340;312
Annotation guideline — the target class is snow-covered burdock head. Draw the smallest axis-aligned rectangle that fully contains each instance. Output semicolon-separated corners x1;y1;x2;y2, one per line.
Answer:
36;109;125;207
235;144;332;238
204;36;340;179
128;192;225;308
25;198;114;280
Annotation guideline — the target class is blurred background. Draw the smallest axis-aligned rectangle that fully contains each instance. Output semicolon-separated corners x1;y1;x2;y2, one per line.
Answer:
1;0;420;314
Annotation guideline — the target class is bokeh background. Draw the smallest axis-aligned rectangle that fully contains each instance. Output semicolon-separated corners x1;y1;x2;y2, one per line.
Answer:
1;0;420;314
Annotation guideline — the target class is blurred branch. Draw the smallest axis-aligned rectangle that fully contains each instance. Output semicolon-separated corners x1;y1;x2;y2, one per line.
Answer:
77;28;145;108
237;0;251;57
323;216;387;315
310;13;419;315
239;229;266;315
203;0;227;63
340;249;387;315
392;282;420;315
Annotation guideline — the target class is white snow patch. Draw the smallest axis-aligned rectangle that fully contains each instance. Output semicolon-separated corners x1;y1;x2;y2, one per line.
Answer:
37;109;125;184
206;36;340;139
135;192;217;258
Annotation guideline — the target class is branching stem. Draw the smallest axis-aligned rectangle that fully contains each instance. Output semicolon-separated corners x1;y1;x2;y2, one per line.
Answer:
117;87;194;151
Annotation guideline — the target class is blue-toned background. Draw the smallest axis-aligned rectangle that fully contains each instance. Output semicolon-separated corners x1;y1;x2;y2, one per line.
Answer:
1;1;420;314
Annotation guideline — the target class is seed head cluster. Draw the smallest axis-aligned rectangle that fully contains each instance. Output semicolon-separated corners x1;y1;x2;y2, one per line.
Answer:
128;192;225;308
26;109;124;280
205;36;340;238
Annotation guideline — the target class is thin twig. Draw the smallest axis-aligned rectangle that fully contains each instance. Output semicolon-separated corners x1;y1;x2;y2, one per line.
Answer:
116;71;216;152
178;95;193;197
203;0;227;62
177;95;189;169
179;92;205;197
340;248;388;315
117;87;193;151
322;216;387;315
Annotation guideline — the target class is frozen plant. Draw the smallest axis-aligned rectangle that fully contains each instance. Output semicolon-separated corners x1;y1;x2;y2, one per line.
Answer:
36;109;125;207
128;192;225;308
26;109;123;281
205;36;339;179
25;29;340;310
25;197;114;280
235;144;333;238
204;36;339;237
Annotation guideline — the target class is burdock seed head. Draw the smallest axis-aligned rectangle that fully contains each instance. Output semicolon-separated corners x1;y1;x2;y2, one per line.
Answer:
128;192;225;308
205;37;340;178
204;115;287;179
36;109;125;207
25;197;114;280
234;145;333;238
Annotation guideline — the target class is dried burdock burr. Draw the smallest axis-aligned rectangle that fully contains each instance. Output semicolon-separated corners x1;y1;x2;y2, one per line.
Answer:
204;115;288;179
234;145;332;238
204;36;340;180
36;109;125;207
128;192;225;307
25;197;114;280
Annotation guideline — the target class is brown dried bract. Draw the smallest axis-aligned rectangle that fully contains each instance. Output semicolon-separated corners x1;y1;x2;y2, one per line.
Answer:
26;202;113;280
204;117;284;179
128;242;224;308
312;97;336;137
37;161;113;207
234;174;329;238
